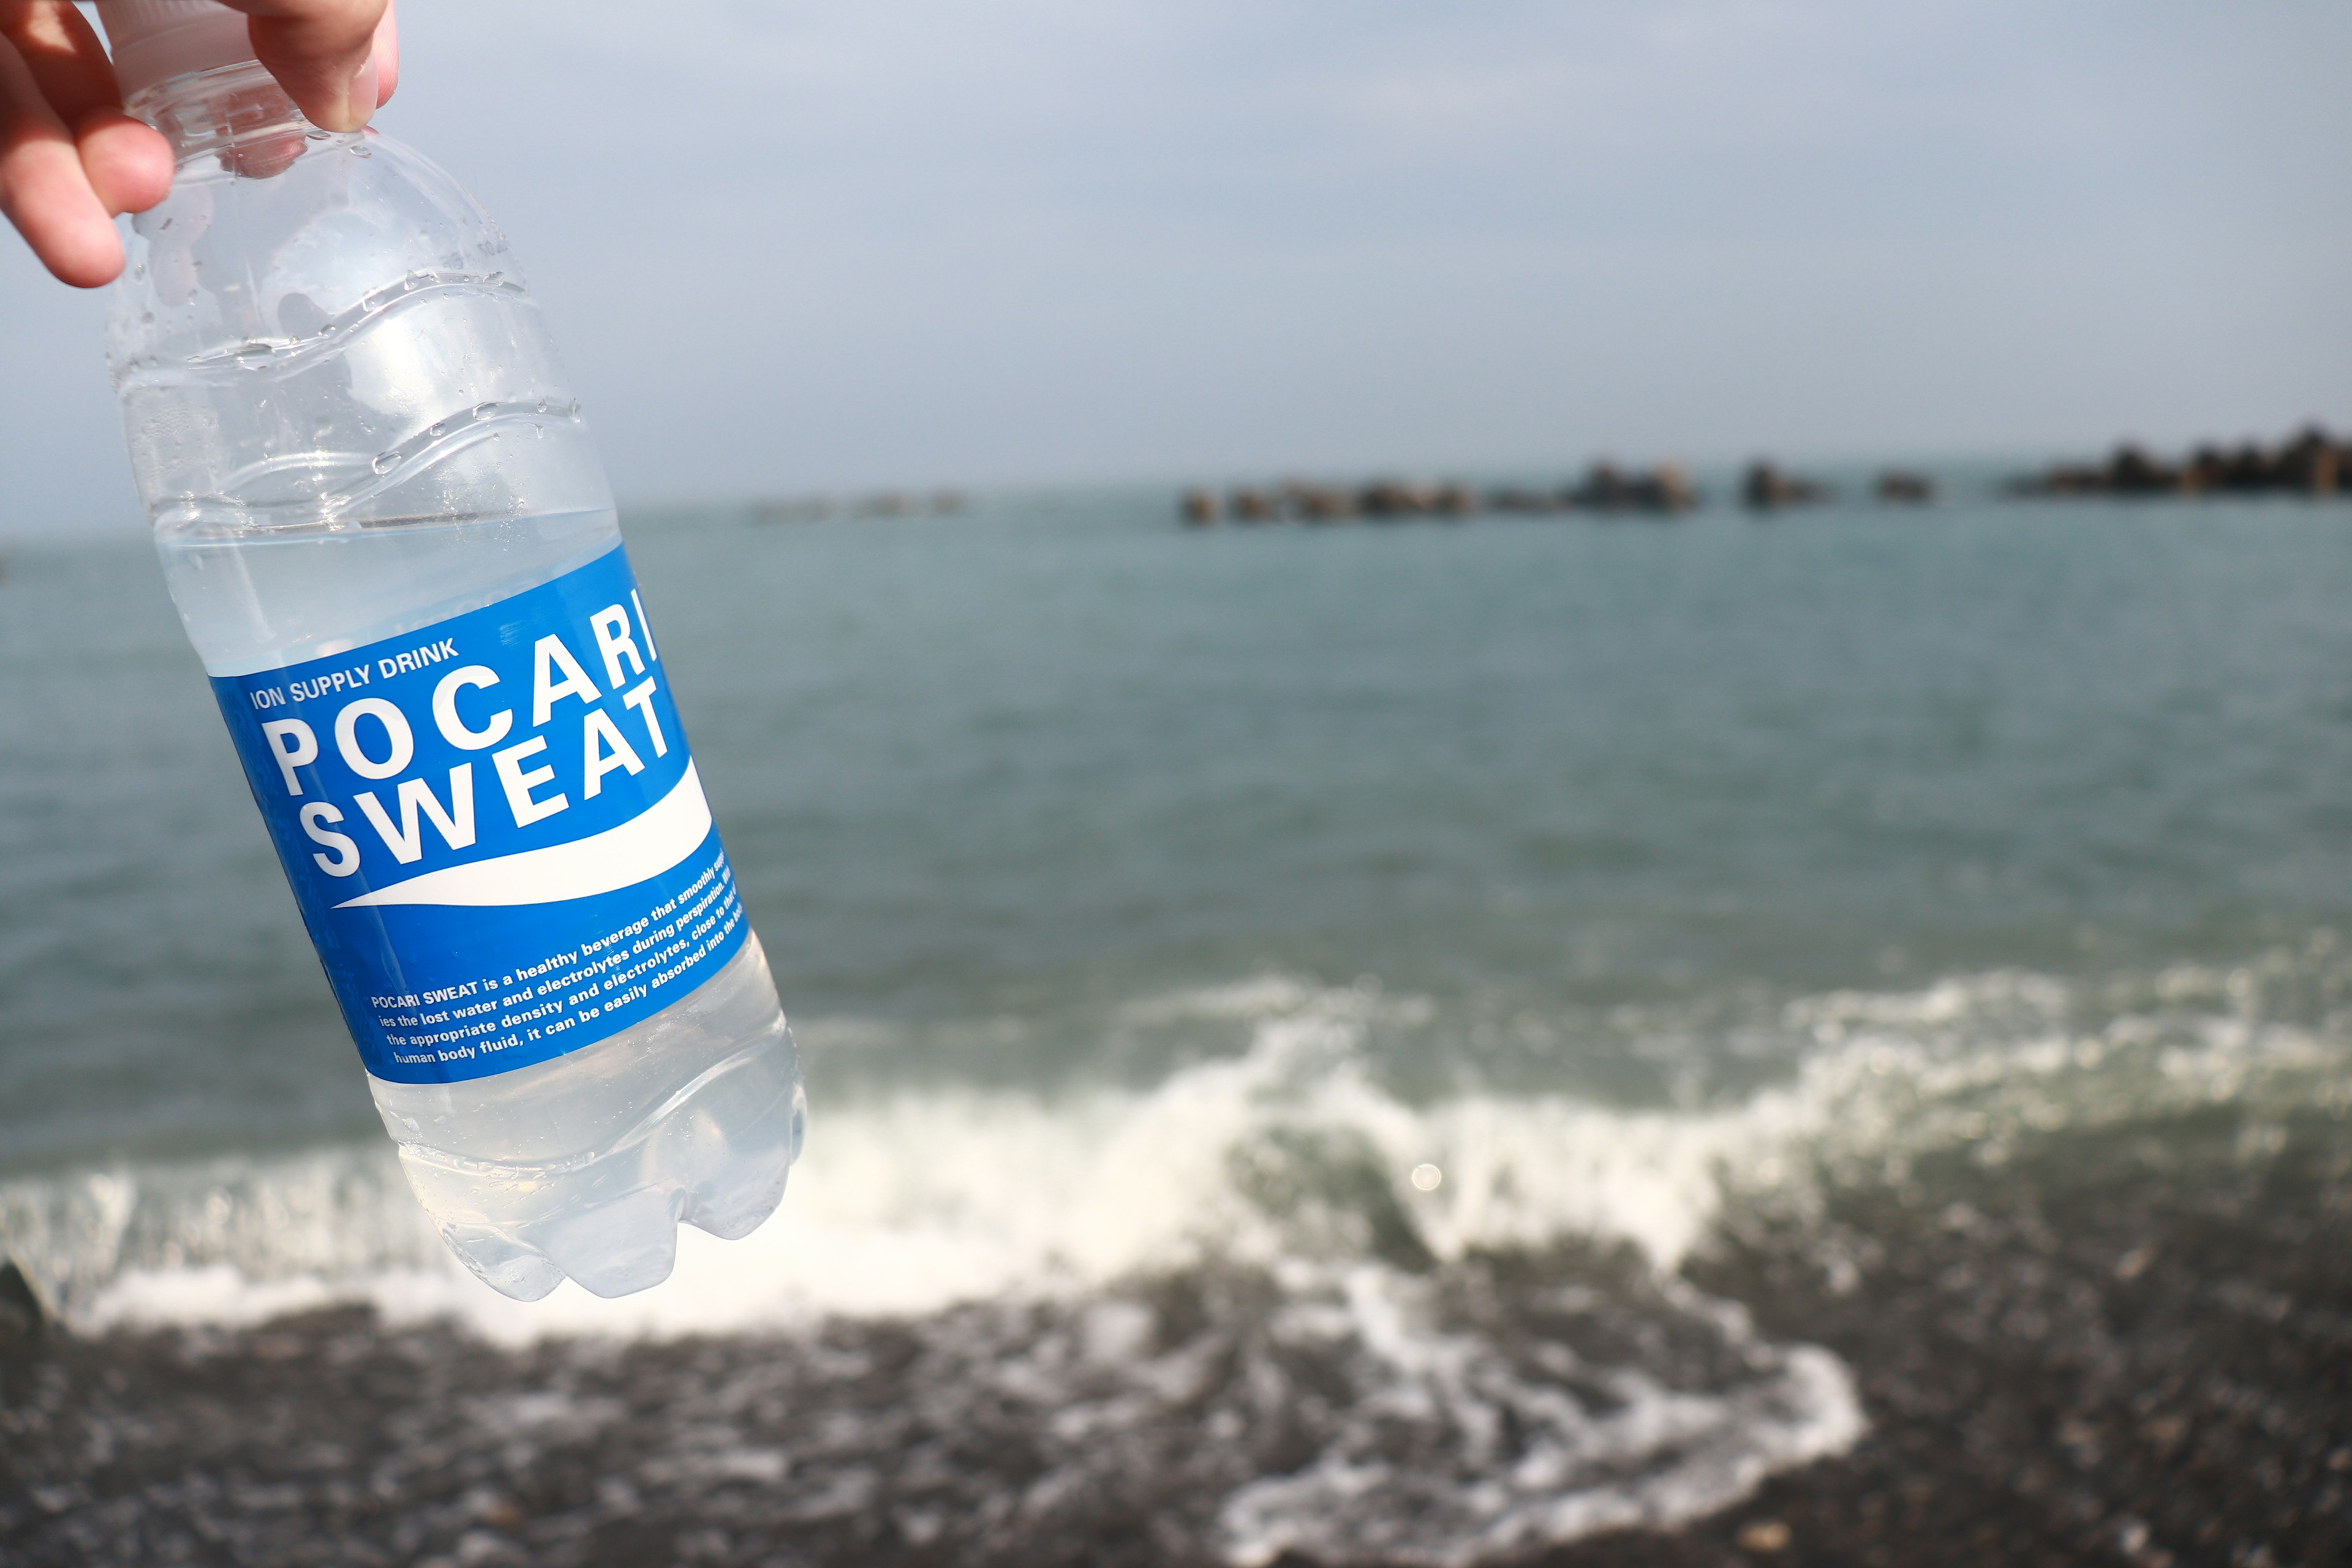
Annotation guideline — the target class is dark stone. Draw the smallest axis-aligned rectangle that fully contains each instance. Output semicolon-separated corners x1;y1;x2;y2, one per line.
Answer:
1192;460;1702;530
2010;423;2350;502
1228;488;1275;522
0;1258;45;1349
1570;461;1697;517
1578;461;1634;511
1358;480;1439;518
1286;484;1355;521
1743;460;1831;512
2104;443;2178;496
2277;427;2342;496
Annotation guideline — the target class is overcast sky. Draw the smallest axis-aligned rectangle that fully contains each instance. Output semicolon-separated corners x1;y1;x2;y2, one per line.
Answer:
5;0;2348;529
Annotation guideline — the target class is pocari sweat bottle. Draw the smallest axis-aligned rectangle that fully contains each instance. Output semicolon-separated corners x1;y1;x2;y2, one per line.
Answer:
96;1;805;1300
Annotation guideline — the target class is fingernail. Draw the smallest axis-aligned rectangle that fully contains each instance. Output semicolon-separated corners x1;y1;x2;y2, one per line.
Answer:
339;54;380;130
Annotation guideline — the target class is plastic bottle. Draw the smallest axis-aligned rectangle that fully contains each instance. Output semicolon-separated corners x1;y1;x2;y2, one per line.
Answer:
95;0;805;1301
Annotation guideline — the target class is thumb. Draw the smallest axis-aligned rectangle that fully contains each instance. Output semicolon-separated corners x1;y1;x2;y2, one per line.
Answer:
223;1;388;133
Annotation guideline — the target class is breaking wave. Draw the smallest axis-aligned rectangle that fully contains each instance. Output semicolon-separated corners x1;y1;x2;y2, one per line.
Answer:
7;953;2348;1562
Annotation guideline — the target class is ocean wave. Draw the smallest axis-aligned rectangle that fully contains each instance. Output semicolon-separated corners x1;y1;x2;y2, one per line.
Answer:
6;957;2347;1561
10;957;2348;1338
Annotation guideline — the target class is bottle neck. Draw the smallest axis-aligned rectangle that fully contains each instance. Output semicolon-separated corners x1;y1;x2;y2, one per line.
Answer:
131;59;353;174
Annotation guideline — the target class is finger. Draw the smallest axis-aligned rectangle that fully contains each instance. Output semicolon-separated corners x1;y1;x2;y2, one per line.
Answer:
373;1;397;107
80;109;172;215
0;0;168;219
221;0;388;133
0;0;120;127
0;34;122;287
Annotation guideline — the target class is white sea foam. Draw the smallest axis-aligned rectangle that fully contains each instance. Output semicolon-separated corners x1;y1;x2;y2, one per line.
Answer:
1218;1270;1864;1567
6;962;2346;1561
7;961;2345;1342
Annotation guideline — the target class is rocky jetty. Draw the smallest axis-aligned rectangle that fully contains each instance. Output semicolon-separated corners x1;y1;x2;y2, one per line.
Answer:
1183;461;1697;526
2010;424;2349;499
1197;480;1478;525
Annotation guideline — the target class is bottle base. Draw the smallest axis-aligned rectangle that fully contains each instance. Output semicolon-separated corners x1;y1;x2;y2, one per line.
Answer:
374;939;807;1300
399;1037;805;1300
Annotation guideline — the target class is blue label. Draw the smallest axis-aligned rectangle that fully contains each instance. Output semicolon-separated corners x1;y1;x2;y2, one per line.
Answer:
211;545;750;1084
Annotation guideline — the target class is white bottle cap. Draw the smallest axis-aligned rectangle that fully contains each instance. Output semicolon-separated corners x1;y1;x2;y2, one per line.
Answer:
96;0;260;102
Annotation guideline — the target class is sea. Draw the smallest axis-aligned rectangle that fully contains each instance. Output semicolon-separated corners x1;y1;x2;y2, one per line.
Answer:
4;473;2351;1566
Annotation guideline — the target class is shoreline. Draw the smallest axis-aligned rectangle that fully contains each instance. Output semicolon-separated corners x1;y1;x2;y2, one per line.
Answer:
6;1114;2345;1567
1538;1111;2352;1568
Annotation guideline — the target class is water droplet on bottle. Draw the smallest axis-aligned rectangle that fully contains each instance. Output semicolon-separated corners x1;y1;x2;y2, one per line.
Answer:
372;451;401;475
473;402;496;420
535;401;549;415
427;421;448;438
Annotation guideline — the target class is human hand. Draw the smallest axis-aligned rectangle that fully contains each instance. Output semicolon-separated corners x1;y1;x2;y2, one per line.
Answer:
0;0;398;288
